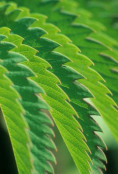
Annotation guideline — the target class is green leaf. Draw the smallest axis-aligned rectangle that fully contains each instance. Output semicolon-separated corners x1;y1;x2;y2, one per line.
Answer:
0;64;32;174
0;1;118;174
0;27;56;173
2;0;117;173
0;3;94;173
23;0;118;141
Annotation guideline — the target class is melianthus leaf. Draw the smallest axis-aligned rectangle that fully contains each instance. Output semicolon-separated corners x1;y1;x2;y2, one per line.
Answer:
0;63;32;173
0;2;109;173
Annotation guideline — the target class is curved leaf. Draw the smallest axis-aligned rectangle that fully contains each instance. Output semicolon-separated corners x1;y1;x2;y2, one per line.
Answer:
0;63;32;174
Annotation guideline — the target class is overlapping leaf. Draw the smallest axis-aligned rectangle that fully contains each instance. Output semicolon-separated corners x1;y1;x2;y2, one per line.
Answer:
76;0;118;41
0;1;117;174
7;0;118;138
0;49;32;173
68;0;118;105
16;0;118;141
0;27;56;174
0;1;109;173
0;2;94;173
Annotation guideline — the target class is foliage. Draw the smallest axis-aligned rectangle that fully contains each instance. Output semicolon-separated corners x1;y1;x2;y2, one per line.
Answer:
0;0;118;174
